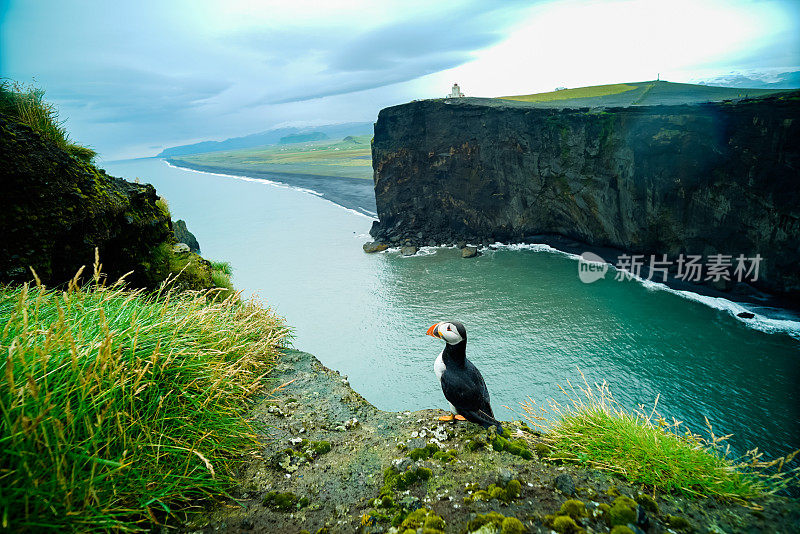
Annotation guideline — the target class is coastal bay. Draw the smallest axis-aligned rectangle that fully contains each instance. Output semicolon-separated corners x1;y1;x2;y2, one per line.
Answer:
104;158;800;463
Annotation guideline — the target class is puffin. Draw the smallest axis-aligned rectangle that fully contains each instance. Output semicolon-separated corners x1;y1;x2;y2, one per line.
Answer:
426;321;503;433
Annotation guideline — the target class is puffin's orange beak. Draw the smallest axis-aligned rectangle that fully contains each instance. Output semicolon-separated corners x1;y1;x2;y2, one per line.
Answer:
426;323;441;338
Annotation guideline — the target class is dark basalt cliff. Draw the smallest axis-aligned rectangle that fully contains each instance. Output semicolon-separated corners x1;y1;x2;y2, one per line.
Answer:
1;113;173;288
370;93;800;299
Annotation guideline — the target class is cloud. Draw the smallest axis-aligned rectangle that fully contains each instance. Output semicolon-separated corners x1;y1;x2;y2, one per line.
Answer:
47;67;231;123
327;7;509;73
234;2;527;105
1;0;797;159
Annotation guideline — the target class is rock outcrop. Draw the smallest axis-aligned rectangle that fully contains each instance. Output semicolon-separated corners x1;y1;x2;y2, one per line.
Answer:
370;93;800;300
173;219;201;253
2;113;187;289
190;349;800;533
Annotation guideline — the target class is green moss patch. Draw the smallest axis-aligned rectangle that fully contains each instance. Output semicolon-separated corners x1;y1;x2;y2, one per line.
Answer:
408;443;440;461
464;479;522;504
666;514;692;530
366;466;436;527
608;496;637;527
382;465;432;493
491;434;534;459
467;511;526;534
635;493;659;514
262;491;310;511
558;499;587;520
397;507;445;533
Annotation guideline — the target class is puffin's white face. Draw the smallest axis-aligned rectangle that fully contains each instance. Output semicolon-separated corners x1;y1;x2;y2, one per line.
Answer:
426;321;466;345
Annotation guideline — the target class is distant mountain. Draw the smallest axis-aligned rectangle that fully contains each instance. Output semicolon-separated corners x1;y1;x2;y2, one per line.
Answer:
698;70;800;90
157;122;372;157
500;80;792;108
279;132;328;144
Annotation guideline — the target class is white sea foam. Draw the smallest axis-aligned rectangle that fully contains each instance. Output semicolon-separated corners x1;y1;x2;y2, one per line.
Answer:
641;279;800;339
163;160;377;220
490;241;800;339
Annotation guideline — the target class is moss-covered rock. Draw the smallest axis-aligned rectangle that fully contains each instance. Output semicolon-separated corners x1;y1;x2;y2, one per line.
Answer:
465;479;522;504
398;507;445;533
608;497;637;527
408;443;439;461
635;493;659;514
0;113;175;289
491;434;533;459
467;511;526;534
382;465;432;494
666;514;692;531
173;219;200;253
432;449;457;462
303;439;332;456
534;443;551;458
558;499;587;520
610;526;635;534
262;491;310;511
550;514;584;534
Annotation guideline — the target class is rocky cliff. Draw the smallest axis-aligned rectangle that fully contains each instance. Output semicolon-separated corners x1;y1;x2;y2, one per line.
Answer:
190;349;800;533
369;93;800;300
1;113;203;289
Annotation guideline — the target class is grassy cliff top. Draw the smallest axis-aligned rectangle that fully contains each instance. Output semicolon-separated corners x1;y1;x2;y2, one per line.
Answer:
498;80;789;108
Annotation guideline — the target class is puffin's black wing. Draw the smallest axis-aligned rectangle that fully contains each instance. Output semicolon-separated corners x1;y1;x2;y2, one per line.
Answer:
440;359;502;431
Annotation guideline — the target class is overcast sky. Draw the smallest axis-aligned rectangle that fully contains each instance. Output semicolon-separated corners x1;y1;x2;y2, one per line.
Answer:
2;0;798;159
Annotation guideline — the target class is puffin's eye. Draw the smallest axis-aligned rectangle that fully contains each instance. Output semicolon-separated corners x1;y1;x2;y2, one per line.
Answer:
447;325;452;332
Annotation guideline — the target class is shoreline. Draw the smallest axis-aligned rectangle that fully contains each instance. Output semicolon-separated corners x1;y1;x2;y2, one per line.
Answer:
379;240;800;340
164;158;378;218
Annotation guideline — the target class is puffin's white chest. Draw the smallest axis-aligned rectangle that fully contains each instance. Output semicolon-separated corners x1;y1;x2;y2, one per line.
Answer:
434;350;446;380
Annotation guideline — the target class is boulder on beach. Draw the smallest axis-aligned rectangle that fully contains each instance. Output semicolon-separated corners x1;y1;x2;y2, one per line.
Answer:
363;241;389;253
401;246;418;256
462;246;480;258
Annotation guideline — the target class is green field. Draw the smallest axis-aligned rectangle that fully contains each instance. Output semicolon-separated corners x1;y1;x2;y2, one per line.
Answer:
172;134;373;179
500;80;788;108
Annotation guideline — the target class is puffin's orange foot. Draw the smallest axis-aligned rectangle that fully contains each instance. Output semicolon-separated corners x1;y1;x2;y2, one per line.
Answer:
454;414;467;421
438;414;455;422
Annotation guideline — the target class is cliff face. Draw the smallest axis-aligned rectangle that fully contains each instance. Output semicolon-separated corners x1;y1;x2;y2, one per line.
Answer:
0;113;173;288
370;93;800;299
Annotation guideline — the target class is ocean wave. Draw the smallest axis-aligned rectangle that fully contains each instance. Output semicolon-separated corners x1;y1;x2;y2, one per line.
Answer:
163;160;377;220
489;241;800;339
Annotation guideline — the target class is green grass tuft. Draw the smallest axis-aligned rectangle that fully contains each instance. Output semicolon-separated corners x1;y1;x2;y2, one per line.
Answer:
521;372;799;501
209;260;233;276
0;277;290;531
209;260;235;300
0;79;96;163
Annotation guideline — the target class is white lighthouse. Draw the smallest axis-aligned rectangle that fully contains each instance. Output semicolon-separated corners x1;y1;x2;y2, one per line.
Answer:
446;83;465;98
